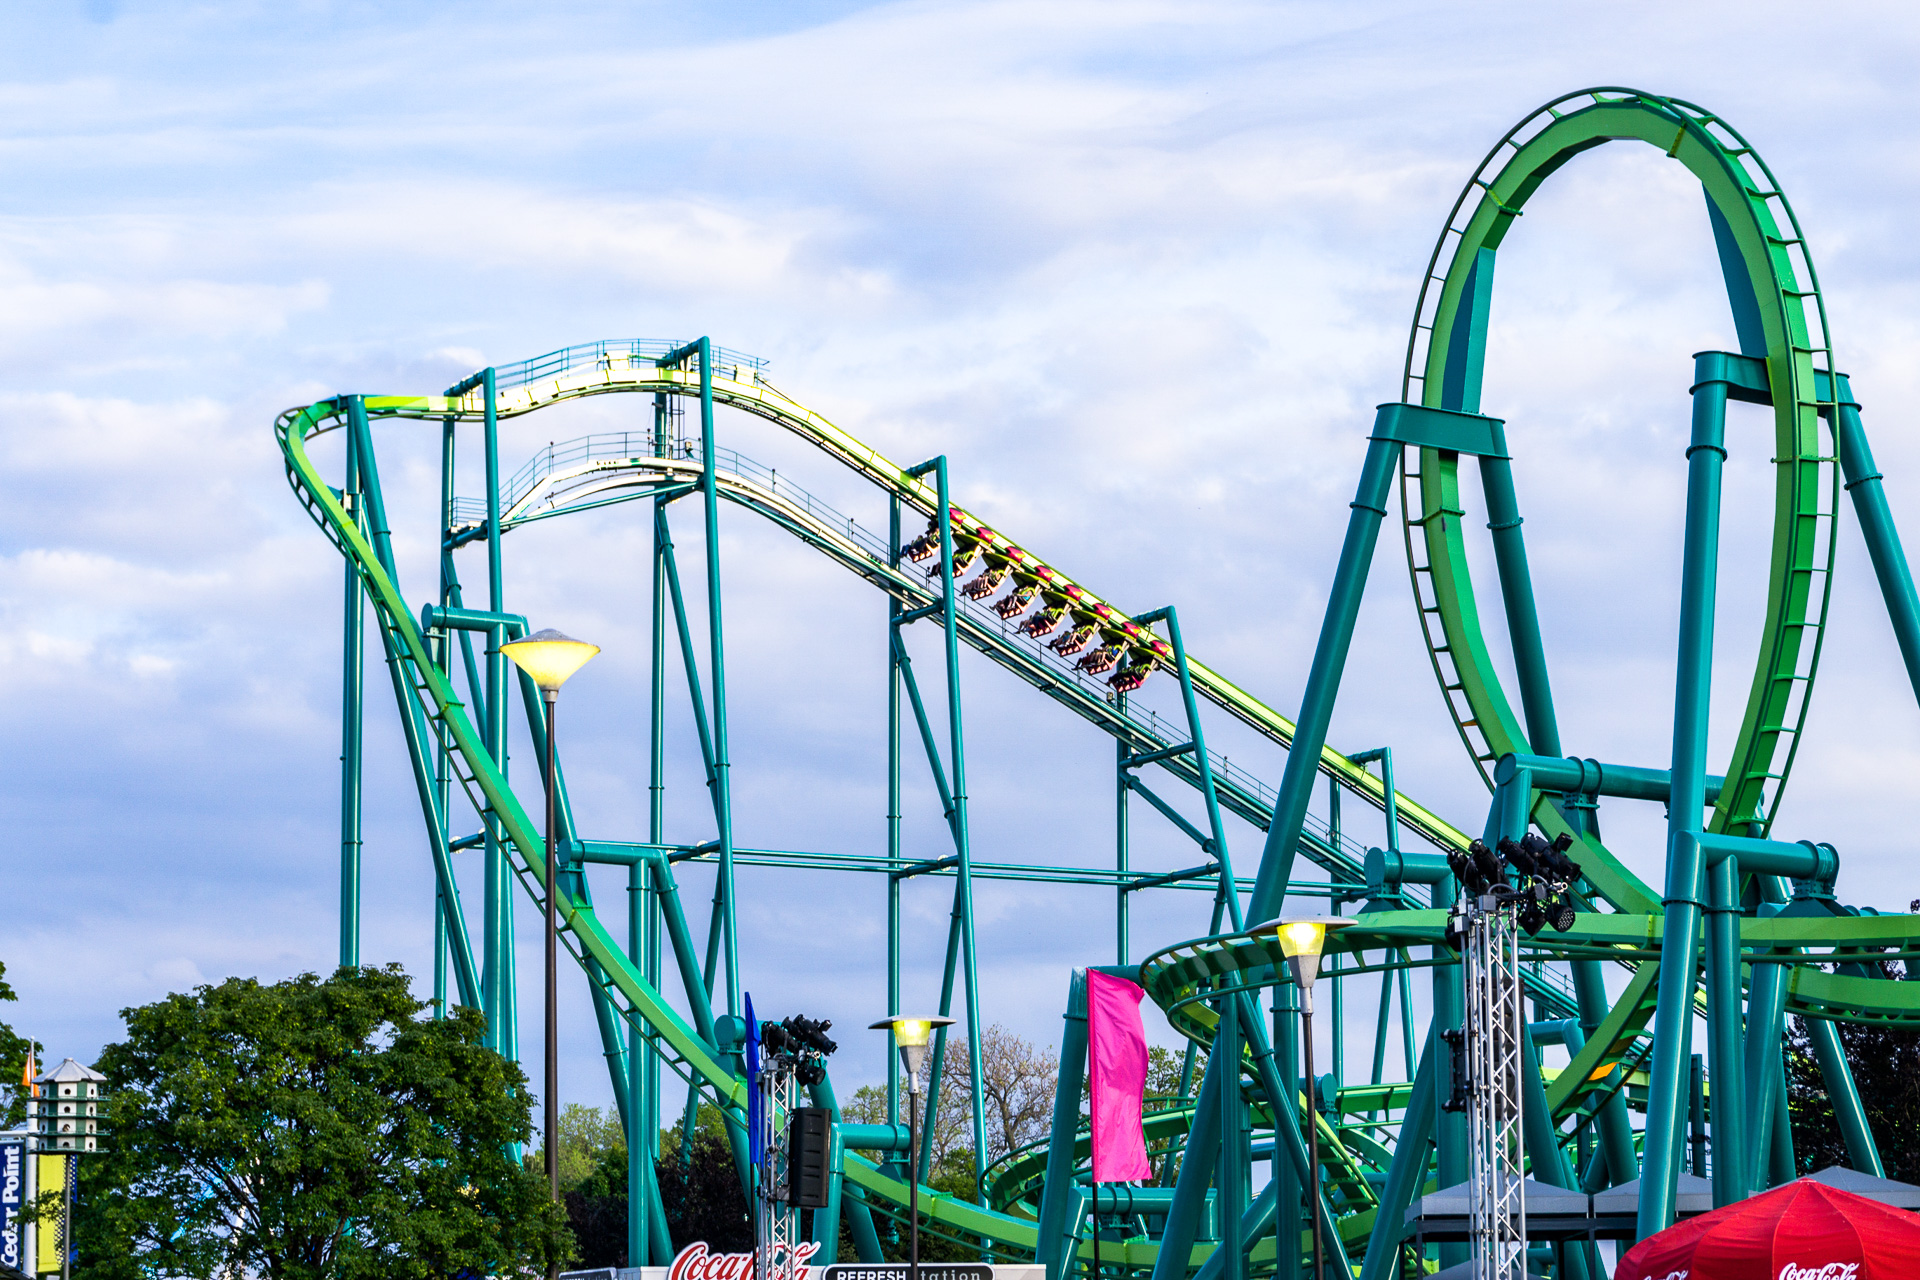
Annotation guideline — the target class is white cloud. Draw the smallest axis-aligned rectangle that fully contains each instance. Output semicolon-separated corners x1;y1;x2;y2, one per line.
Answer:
3;0;1920;1110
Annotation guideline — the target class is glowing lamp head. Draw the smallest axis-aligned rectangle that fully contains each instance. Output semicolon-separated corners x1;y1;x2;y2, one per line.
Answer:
1275;920;1327;960
1251;917;1355;1012
501;628;600;694
870;1014;955;1095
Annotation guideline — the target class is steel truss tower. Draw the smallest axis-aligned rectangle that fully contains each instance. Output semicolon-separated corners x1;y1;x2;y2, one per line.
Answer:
1454;895;1528;1280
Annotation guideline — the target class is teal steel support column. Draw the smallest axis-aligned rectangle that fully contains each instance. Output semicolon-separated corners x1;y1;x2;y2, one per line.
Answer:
1038;970;1090;1280
1442;246;1561;759
1116;703;1129;965
1446;241;1566;755
626;857;671;1261
478;367;517;1063
1807;1017;1884;1175
1159;1040;1198;1190
1216;995;1246;1280
1432;902;1464;1269
1743;876;1793;1180
1639;357;1730;1240
1356;1027;1436;1280
1518;1022;1595;1280
815;1127;846;1262
937;456;989;1197
339;421;364;970
1829;393;1920;1146
1248;432;1402;922
1347;747;1398;854
1833;389;1920;707
1237;990;1349;1280
1704;852;1747;1204
1368;964;1394;1099
887;494;904;1134
1148;1026;1227;1280
1192;1182;1279;1280
1767;1056;1796;1188
1571;957;1637;1190
844;1183;885;1264
433;899;447;1015
1273;982;1300;1280
1136;606;1241;930
919;913;962;1186
636;419;670;1263
809;1074;855;1261
691;338;742;1020
345;398;482;1011
1479;428;1562;758
904;454;988;1194
433;414;459;1016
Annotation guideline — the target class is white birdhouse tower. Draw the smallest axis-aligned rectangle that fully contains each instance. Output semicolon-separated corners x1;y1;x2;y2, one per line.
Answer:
31;1059;107;1153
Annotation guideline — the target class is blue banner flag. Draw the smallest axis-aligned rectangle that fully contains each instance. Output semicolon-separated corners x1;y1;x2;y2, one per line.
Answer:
0;1137;23;1271
744;992;762;1167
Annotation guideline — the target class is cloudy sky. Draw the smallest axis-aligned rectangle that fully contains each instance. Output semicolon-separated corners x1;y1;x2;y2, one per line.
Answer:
6;0;1920;1122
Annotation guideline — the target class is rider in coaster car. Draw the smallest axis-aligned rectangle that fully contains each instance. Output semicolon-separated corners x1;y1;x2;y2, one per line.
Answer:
903;519;941;563
1022;604;1066;636
995;581;1039;619
963;564;1009;599
1050;617;1099;655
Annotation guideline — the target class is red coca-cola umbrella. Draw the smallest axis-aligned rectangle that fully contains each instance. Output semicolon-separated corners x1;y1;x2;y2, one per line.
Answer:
1616;1179;1920;1280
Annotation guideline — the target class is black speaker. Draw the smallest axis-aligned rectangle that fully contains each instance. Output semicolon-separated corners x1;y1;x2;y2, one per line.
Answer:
788;1106;831;1208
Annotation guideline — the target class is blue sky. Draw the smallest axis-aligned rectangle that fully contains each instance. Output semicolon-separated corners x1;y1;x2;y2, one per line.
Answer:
5;0;1920;1117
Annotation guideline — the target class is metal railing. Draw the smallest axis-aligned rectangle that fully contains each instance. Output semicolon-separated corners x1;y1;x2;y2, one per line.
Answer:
487;339;767;395
452;431;1386;866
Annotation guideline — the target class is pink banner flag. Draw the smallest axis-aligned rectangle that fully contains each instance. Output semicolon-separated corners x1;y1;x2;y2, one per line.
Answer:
1086;969;1151;1182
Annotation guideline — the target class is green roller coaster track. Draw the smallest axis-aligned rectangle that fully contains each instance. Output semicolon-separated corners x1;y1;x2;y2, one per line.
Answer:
280;88;1920;1279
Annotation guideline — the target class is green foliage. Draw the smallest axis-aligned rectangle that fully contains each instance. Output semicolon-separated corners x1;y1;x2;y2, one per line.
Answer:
556;1101;626;1194
1145;1043;1203;1107
0;959;35;1129
64;965;571;1280
1144;1042;1202;1183
656;1130;751;1255
1786;957;1920;1182
554;1103;753;1269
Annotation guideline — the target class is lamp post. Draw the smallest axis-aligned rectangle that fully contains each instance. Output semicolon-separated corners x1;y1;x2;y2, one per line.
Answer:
501;626;600;1276
870;1015;954;1280
1253;918;1353;1280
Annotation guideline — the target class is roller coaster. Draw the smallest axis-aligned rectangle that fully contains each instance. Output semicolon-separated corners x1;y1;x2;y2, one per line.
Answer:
279;89;1920;1279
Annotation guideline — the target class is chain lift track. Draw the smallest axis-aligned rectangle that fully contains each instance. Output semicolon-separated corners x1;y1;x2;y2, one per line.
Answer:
281;89;1920;1280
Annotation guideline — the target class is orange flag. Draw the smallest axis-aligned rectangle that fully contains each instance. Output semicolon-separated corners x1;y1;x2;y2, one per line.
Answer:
20;1046;35;1097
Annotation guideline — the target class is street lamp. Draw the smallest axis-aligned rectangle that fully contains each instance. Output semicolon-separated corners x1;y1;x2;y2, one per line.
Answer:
1252;917;1354;1280
501;626;600;1274
870;1015;954;1280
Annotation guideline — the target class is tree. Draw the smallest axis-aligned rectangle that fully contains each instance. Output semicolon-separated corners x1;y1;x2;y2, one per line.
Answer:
970;1025;1057;1160
64;965;570;1280
1144;1042;1205;1183
841;1023;1059;1174
556;1103;753;1268
0;959;36;1129
555;1101;626;1194
1785;950;1920;1183
1145;1042;1204;1107
656;1129;751;1254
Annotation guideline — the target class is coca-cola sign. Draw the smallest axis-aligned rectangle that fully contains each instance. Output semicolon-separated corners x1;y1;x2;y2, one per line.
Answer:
668;1241;823;1280
1777;1265;1861;1280
1635;1271;1688;1280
